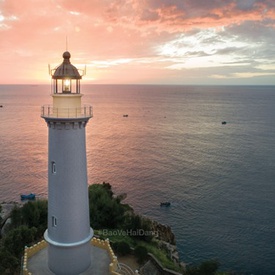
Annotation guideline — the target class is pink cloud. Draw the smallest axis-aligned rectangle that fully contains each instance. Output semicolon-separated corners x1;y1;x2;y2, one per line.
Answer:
0;0;275;84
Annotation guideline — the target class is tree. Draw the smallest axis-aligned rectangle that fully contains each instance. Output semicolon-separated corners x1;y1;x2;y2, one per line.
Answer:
9;200;48;235
10;206;22;228
184;260;220;275
31;200;48;237
0;201;47;273
0;225;37;272
0;248;20;275
112;241;131;256
122;214;153;241
89;183;127;229
134;245;148;264
22;202;40;227
0;204;2;224
3;226;37;257
102;182;113;197
199;260;220;275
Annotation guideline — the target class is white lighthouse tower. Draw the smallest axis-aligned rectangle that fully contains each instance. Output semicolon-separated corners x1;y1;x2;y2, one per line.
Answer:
41;51;93;275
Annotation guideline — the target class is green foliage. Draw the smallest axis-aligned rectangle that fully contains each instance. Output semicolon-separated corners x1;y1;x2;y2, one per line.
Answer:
200;260;220;274
89;182;153;237
184;260;220;275
134;245;148;264
112;241;131;256
101;182;114;197
0;184;224;275
3;225;37;257
0;225;37;274
0;200;48;272
28;200;48;237
11;200;48;238
88;183;127;229
22;201;40;227
95;229;137;247
138;240;182;272
0;204;2;224
10;206;22;228
0;248;20;275
122;213;154;241
90;183;178;270
10;200;48;236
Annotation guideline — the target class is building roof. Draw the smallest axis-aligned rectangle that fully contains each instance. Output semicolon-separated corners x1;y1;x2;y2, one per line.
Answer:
52;51;82;80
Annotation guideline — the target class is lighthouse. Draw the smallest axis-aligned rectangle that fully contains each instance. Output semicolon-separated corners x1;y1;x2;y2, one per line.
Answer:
41;51;93;274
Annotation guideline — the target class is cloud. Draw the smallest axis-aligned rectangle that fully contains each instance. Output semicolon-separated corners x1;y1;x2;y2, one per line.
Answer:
0;0;275;84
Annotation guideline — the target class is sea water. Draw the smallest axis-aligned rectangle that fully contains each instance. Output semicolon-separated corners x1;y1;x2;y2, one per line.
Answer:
0;84;275;274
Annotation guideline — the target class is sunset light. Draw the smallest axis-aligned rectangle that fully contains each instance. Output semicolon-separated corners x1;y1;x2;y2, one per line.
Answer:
1;2;275;274
64;79;70;91
1;0;275;84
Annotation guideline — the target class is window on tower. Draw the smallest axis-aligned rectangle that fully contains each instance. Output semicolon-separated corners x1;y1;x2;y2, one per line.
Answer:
52;216;57;227
51;161;56;174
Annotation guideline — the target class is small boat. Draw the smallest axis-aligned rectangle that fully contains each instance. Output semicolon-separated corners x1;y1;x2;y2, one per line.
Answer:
21;193;36;200
123;114;128;117
160;202;171;207
221;121;227;125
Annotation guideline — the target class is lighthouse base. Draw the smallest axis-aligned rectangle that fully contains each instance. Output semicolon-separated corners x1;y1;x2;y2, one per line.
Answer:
48;244;91;275
44;229;93;275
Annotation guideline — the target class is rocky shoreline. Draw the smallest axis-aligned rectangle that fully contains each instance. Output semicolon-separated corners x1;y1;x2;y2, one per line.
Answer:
141;215;186;273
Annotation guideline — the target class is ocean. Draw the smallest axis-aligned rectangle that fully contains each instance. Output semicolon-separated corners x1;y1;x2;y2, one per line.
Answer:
1;84;275;274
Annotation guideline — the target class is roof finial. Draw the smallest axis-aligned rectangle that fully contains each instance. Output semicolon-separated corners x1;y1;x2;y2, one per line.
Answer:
66;36;68;51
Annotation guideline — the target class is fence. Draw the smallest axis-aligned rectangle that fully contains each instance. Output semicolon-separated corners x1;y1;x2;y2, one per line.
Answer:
41;105;93;119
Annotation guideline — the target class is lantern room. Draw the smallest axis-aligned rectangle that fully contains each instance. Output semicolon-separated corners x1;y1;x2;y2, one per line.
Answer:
51;51;82;94
41;51;92;119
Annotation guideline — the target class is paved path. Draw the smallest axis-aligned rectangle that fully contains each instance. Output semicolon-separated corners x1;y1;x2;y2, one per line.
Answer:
28;245;111;275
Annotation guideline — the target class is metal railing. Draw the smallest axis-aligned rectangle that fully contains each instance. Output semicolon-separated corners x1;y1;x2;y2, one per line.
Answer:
41;105;93;119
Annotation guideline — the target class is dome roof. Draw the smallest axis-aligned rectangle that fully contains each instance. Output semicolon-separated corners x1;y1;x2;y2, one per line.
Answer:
52;51;82;79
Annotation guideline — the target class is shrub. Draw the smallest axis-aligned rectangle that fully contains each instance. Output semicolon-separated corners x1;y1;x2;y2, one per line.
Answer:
10;206;22;228
89;183;127;229
199;260;220;275
3;225;37;257
9;200;48;236
112;241;131;256
134;245;148;264
0;204;2;224
184;260;220;275
122;214;153;241
0;248;20;274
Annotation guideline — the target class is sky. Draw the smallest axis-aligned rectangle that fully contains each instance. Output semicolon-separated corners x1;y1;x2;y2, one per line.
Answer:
1;0;275;85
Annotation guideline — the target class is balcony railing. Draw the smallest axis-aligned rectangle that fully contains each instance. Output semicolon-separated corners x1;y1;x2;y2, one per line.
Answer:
41;105;93;119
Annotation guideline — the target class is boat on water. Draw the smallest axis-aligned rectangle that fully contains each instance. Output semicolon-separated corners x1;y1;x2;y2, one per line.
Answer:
221;121;227;125
123;114;128;117
160;202;171;207
20;193;36;200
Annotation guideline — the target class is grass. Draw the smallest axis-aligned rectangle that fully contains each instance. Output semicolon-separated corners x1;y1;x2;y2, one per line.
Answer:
94;229;183;273
94;229;137;246
138;240;182;272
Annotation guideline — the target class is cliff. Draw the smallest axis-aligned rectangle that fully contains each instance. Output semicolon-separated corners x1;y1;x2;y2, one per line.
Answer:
140;215;185;270
151;220;176;245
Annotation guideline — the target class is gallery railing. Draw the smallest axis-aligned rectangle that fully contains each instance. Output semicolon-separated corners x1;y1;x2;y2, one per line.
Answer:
41;105;93;119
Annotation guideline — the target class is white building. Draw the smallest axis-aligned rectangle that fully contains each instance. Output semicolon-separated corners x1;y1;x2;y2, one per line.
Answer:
21;51;133;275
41;51;93;275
